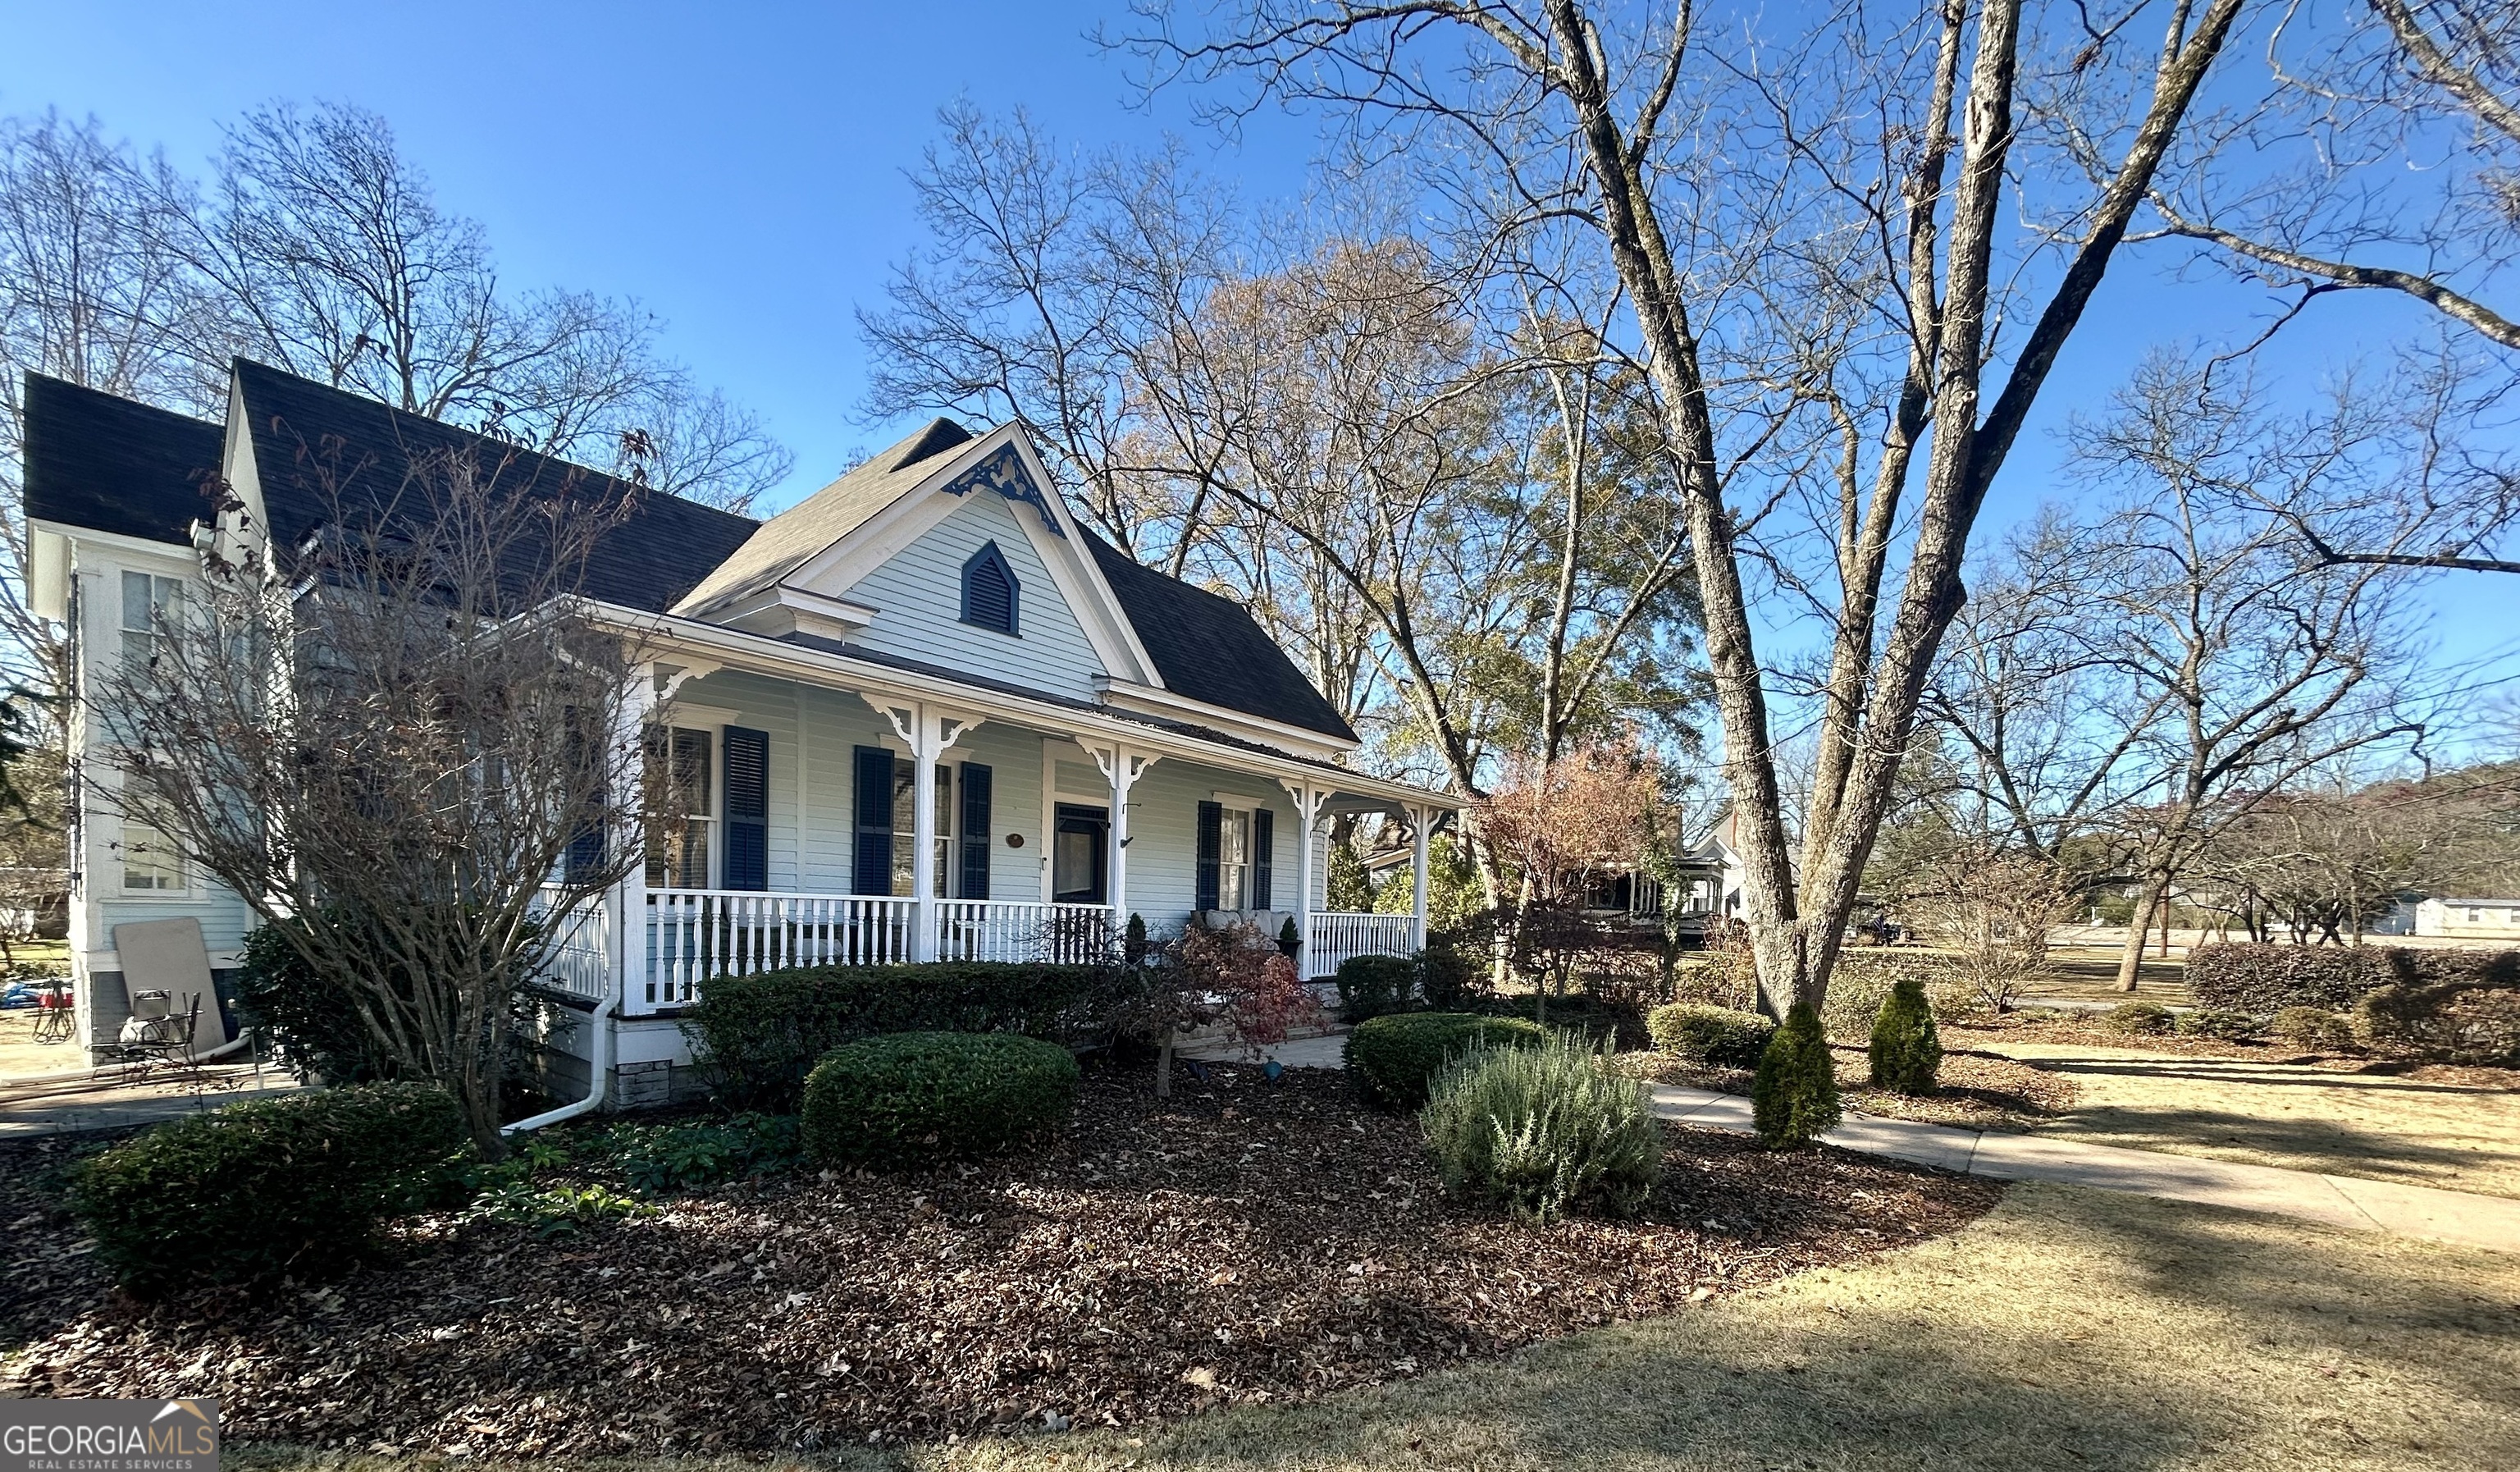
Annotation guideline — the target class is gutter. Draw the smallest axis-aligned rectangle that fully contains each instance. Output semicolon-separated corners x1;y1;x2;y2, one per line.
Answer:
501;999;614;1135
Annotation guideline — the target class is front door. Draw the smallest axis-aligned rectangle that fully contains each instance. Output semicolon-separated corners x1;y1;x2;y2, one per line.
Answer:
1052;804;1108;905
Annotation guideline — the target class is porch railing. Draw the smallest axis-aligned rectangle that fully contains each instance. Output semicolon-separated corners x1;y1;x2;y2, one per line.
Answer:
641;889;919;1013
934;898;1116;964
1305;911;1417;981
532;885;613;1005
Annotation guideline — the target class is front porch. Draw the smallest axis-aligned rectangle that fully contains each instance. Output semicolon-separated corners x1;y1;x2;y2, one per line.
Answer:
533;637;1453;1020
541;890;1422;1016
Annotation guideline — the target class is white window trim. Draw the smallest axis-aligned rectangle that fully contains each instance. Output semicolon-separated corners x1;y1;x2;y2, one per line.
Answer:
112;816;194;901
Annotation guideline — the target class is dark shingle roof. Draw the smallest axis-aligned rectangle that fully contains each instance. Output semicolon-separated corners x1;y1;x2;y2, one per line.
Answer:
233;360;760;613
1082;530;1358;743
20;373;226;547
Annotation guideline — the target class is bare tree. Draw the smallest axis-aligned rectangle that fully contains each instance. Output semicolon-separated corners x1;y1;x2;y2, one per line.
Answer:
2150;0;2519;350
1128;0;2252;1014
98;442;664;1155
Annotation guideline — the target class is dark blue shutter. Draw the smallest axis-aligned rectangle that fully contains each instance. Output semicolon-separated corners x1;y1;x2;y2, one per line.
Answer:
1194;799;1222;912
959;762;993;899
1251;807;1274;909
722;726;769;891
852;746;894;895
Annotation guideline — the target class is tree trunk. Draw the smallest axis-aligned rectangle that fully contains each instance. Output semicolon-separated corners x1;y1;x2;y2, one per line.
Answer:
2116;878;2164;992
1155;1031;1175;1100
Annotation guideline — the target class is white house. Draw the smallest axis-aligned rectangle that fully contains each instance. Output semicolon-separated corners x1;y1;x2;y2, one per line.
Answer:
2411;898;2520;942
21;362;1459;1102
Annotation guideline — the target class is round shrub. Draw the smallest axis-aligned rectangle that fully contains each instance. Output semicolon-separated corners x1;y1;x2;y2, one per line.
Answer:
2175;1007;2258;1041
1646;1003;1776;1067
2100;1000;2175;1035
1334;953;1418;1023
1752;1003;1842;1149
2270;1004;2356;1054
1868;976;1942;1095
2358;982;2520;1066
1420;1035;1661;1223
801;1031;1079;1170
1345;1012;1547;1109
71;1082;467;1296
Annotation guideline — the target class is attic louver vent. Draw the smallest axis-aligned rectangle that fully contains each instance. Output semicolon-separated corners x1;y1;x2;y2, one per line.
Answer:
961;542;1018;634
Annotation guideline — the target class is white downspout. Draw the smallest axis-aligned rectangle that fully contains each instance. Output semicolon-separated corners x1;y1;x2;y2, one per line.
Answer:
504;999;613;1135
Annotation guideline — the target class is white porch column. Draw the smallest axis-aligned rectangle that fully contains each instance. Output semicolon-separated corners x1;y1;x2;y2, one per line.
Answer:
871;701;980;963
1089;743;1156;931
1409;803;1431;952
1280;779;1329;978
612;664;660;1015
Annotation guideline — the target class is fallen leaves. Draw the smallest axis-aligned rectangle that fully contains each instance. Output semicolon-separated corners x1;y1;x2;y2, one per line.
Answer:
0;1062;1997;1455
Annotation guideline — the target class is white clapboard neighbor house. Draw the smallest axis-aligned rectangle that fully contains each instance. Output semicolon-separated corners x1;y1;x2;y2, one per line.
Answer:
22;361;1459;1102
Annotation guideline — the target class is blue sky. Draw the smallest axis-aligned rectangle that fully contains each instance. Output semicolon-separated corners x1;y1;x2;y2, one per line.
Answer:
5;0;2511;723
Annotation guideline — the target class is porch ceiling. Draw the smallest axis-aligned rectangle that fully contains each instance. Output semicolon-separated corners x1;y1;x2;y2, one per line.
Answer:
583;599;1461;813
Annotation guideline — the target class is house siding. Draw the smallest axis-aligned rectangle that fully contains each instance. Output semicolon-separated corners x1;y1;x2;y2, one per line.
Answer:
835;491;1106;702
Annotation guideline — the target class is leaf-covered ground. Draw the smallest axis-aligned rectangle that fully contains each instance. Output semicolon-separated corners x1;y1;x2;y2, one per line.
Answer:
2;1063;1997;1457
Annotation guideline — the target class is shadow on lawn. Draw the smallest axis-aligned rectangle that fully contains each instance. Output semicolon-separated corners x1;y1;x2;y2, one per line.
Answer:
2044;1102;2498;1186
2036;1056;2509;1098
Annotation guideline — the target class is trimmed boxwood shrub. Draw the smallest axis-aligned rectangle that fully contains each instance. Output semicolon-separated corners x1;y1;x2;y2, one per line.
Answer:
1868;976;1942;1095
682;962;1130;1111
1420;1035;1661;1223
1334;953;1418;1023
1751;1003;1841;1149
2271;1004;2356;1053
1346;1012;1548;1109
71;1082;467;1296
2358;982;2520;1066
2102;1000;2175;1035
2176;1007;2258;1040
800;1031;1080;1170
1647;1003;1776;1067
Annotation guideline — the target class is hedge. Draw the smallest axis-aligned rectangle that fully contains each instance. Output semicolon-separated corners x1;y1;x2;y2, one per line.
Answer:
2358;983;2520;1066
1346;1012;1548;1109
71;1082;467;1295
799;1031;1080;1169
1646;1003;1776;1067
2185;943;2520;1016
681;961;1131;1111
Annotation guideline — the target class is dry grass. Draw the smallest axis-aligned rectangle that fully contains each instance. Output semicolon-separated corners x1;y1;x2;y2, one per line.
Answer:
229;1183;2520;1472
1969;1038;2520;1200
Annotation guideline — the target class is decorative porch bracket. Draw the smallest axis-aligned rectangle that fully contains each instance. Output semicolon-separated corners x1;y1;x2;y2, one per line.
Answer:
861;695;984;961
1278;779;1332;977
1084;742;1158;933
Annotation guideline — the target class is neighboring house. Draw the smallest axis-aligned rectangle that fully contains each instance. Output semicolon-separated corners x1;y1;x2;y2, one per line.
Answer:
2411;898;2520;942
21;362;1458;1098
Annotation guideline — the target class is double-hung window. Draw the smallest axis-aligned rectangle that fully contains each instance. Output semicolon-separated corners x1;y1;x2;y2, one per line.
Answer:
120;820;184;893
1217;807;1253;912
645;727;715;888
889;760;953;897
120;570;181;675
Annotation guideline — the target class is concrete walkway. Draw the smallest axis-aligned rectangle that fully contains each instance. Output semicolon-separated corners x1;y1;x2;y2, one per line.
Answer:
1176;1030;1350;1068
1650;1083;2520;1255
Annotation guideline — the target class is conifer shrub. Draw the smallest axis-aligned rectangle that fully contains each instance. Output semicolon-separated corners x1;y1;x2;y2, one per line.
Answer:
2175;1007;2258;1040
1751;1003;1842;1149
1420;1035;1662;1223
1646;1003;1776;1067
71;1082;467;1295
800;1031;1078;1170
1867;975;1942;1095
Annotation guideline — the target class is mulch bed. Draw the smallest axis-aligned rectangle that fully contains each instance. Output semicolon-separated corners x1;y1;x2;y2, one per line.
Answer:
0;1062;1998;1456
